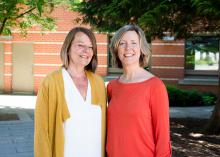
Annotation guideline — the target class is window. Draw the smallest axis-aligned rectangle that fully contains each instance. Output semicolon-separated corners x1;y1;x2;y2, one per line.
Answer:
185;37;219;73
179;37;219;85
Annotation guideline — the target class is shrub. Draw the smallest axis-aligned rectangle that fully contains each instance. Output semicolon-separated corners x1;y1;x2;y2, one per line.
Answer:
166;85;217;107
202;92;217;106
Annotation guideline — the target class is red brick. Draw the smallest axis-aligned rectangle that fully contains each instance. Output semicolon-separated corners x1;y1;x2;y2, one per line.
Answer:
4;75;12;92
34;66;60;74
151;57;184;67
34;44;62;53
34;55;62;64
152;39;184;44
96;67;107;76
34;76;45;93
4;54;12;63
4;65;12;74
95;34;108;43
152;45;185;55
97;45;108;53
4;43;12;52
12;33;67;42
151;68;184;78
98;56;107;65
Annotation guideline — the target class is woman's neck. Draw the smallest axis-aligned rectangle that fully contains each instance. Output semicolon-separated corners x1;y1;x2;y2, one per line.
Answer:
120;65;153;83
121;65;143;81
66;66;86;79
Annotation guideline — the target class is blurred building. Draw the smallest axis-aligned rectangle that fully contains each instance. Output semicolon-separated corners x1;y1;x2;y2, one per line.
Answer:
0;6;219;95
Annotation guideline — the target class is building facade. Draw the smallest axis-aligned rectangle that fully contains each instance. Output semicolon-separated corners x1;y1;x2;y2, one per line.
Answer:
0;6;219;95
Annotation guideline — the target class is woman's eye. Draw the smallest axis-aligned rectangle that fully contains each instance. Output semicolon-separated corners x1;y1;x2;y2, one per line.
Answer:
119;42;125;45
77;44;83;48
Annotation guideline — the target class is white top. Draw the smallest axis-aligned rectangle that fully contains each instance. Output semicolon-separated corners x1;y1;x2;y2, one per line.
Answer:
62;68;102;157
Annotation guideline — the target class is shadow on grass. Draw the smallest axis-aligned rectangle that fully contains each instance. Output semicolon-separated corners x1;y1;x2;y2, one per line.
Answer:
171;118;220;157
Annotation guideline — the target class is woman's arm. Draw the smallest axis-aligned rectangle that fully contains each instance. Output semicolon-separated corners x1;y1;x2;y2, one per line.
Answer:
150;80;172;157
100;80;107;157
34;80;52;157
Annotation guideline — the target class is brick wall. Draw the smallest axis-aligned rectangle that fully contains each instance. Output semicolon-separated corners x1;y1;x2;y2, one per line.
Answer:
151;39;218;95
0;6;218;95
3;42;12;93
0;6;108;94
151;39;185;84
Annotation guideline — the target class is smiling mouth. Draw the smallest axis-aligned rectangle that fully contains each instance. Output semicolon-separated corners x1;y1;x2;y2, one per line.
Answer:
80;55;89;59
124;54;134;57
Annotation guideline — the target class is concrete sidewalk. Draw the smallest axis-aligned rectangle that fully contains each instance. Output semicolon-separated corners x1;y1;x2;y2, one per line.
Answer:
0;95;215;157
0;95;214;120
0;121;34;157
0;95;35;157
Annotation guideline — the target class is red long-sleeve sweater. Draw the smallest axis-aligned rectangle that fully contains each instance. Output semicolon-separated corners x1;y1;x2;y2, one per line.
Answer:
106;77;172;157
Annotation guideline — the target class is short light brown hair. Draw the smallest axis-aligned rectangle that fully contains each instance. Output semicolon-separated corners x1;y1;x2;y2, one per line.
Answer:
110;24;151;68
60;27;97;72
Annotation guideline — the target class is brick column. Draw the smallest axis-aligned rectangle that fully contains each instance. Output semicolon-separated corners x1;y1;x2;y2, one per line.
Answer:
151;39;185;85
3;41;12;93
95;33;108;76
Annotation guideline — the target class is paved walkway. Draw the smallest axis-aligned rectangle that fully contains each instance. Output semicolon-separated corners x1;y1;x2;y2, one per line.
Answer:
0;95;35;157
0;121;34;157
0;95;215;157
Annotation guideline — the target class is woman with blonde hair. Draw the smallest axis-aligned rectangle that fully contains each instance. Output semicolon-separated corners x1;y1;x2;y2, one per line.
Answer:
106;24;171;157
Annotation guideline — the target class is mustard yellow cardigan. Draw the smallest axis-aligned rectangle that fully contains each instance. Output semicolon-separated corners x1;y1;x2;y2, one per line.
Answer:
34;68;107;157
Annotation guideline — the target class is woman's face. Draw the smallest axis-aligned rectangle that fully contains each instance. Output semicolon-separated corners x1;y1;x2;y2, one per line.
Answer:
118;31;141;67
69;32;93;68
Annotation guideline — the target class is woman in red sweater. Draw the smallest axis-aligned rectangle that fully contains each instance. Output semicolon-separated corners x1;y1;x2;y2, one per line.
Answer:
106;24;172;157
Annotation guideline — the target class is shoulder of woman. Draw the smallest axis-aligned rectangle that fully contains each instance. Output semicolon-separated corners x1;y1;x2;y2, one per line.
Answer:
150;76;163;84
149;77;167;91
86;71;104;83
40;69;62;87
106;79;117;86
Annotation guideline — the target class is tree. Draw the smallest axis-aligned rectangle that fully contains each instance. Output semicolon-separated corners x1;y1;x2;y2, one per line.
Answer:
0;0;63;36
193;0;220;135
73;0;220;134
72;0;220;41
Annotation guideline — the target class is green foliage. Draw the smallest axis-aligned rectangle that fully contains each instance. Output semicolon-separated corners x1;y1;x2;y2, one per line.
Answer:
185;54;195;69
73;0;220;40
192;0;220;17
167;85;217;107
202;92;217;106
0;0;64;36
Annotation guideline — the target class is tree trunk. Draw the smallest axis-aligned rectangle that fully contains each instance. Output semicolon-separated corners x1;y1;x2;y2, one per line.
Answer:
205;41;220;135
0;18;8;35
205;99;220;135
